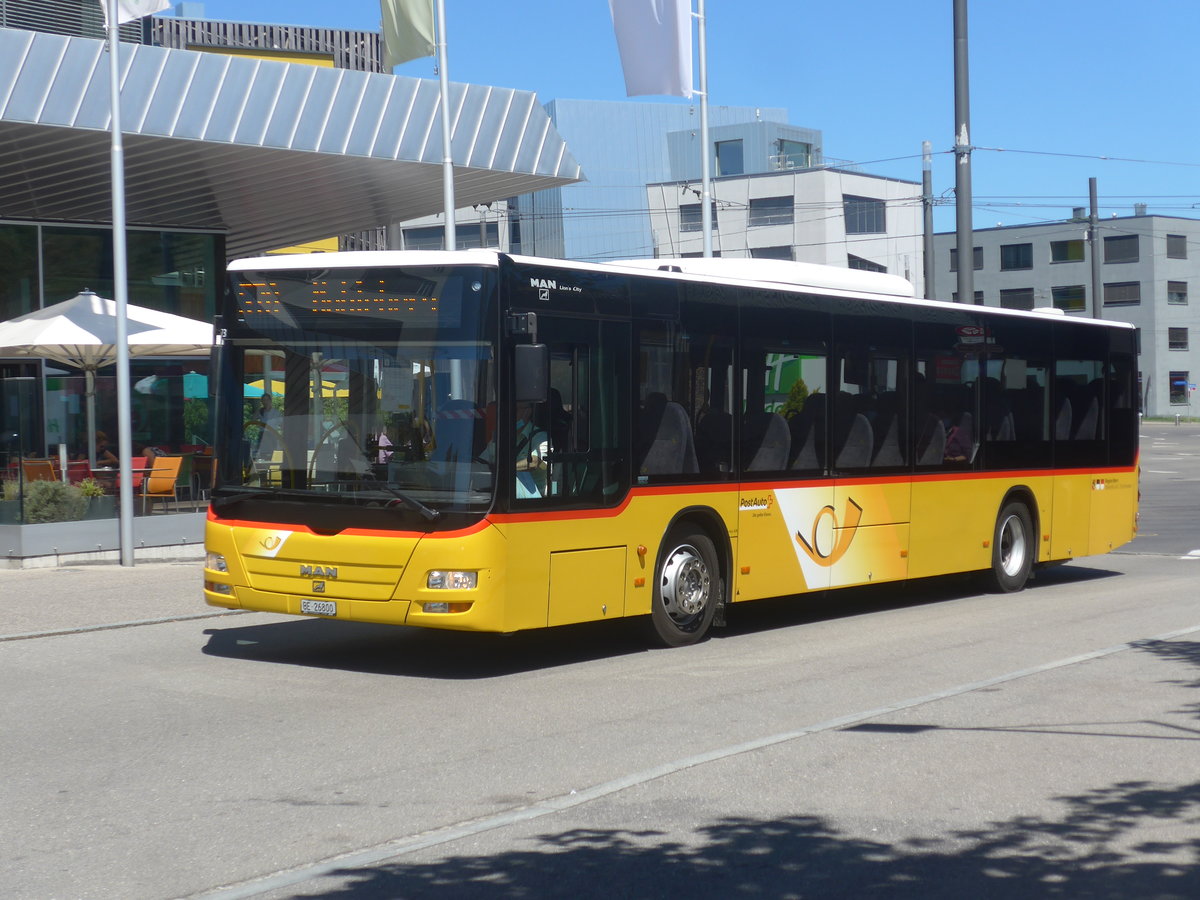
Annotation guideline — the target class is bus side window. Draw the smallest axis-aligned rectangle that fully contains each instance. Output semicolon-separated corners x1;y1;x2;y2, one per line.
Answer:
833;317;909;472
914;316;980;469
1054;322;1108;468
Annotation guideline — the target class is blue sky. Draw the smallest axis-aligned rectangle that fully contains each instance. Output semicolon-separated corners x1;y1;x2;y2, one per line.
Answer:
194;1;1200;232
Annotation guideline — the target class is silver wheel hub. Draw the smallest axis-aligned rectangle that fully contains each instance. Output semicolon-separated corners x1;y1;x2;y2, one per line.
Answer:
660;545;711;620
998;514;1027;577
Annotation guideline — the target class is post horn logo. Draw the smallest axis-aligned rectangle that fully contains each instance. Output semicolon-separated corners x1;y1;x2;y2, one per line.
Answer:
260;535;282;551
795;497;864;567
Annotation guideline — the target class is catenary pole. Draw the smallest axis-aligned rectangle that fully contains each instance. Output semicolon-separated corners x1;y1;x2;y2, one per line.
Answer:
107;0;135;566
923;140;935;299
1089;177;1103;318
953;0;973;304
697;0;712;257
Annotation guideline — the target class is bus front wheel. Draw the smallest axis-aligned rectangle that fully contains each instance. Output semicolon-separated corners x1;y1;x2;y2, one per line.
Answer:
988;501;1033;593
648;526;720;647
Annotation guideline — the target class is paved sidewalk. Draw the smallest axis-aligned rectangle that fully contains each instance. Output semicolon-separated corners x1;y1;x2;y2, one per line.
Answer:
0;560;220;637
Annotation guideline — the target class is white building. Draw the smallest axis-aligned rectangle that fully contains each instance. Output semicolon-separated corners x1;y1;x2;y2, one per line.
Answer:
647;168;923;289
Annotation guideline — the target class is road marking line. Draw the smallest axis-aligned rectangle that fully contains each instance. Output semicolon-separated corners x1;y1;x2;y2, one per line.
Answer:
0;610;247;642
193;621;1200;900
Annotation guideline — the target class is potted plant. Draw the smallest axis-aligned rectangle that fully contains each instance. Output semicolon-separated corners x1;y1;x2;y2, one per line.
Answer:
0;477;20;524
79;477;116;520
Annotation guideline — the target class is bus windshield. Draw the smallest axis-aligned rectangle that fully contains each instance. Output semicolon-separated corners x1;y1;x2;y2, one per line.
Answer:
213;264;498;528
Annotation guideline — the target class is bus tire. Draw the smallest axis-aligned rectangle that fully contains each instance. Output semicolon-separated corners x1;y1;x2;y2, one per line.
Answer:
988;500;1033;593
647;525;720;647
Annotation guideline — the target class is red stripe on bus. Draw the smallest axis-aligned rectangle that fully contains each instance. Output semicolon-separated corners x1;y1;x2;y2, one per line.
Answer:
209;462;1138;533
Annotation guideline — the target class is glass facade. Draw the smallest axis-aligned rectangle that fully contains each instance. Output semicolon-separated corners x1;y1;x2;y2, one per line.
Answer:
1;222;223;519
0;224;38;321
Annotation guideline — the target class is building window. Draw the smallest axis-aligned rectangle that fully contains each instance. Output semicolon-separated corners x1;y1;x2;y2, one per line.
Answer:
1167;234;1188;259
1168;281;1188;305
1000;288;1035;310
1050;239;1085;263
0;223;38;321
456;223;500;250
1104;234;1139;263
751;246;793;260
949;246;983;271
775;139;812;169
843;195;885;234
402;224;497;251
1052;285;1086;312
1000;243;1033;270
715;140;744;176
1103;281;1140;305
680;202;718;233
951;290;984;304
848;254;886;273
1169;328;1189;351
1170;371;1190;405
748;196;794;227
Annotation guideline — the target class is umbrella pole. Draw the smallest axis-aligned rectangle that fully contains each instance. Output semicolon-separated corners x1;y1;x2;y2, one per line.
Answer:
86;369;97;469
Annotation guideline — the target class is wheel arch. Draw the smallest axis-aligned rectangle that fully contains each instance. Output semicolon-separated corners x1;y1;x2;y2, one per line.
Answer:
998;484;1041;557
659;505;732;611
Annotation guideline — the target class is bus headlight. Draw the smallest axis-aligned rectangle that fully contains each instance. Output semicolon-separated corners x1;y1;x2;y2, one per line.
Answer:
427;570;477;590
205;552;228;573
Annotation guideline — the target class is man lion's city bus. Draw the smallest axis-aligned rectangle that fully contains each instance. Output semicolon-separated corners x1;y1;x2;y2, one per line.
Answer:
203;251;1139;646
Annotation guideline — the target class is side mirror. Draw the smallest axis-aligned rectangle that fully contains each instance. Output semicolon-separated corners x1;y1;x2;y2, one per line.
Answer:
514;343;548;404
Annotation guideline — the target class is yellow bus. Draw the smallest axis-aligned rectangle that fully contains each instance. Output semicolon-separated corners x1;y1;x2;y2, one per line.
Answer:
204;251;1139;646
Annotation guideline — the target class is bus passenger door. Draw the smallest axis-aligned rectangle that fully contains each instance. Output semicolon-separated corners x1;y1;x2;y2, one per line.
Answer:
736;305;832;600
824;316;913;589
526;316;632;627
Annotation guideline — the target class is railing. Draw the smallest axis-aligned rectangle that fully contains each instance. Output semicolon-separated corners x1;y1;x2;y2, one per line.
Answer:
769;153;860;173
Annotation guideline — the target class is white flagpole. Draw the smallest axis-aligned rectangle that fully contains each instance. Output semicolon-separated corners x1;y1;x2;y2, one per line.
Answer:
696;0;712;258
107;0;135;566
435;0;456;250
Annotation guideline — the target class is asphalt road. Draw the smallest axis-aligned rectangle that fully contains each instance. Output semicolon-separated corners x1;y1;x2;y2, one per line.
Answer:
1;423;1198;900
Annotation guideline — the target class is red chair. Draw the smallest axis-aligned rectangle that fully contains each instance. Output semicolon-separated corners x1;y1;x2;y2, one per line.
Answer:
66;460;91;484
116;456;148;493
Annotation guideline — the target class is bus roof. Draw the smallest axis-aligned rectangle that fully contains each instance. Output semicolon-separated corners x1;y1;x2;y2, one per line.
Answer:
609;257;917;298
227;250;1133;331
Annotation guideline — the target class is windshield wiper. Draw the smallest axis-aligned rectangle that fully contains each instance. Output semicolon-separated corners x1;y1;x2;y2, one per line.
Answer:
358;477;441;521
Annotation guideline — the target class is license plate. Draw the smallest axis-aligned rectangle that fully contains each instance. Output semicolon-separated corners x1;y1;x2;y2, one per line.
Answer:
300;599;337;617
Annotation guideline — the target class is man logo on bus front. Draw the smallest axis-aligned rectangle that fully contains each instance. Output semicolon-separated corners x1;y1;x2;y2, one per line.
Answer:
300;564;338;578
794;497;863;567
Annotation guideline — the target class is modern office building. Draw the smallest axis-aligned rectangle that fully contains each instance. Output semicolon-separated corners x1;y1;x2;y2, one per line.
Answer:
931;214;1200;417
647;165;922;285
456;100;922;294
0;6;579;475
514;99;794;262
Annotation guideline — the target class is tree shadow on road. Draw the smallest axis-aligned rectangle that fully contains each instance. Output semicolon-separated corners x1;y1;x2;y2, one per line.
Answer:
1136;639;1200;720
275;779;1200;899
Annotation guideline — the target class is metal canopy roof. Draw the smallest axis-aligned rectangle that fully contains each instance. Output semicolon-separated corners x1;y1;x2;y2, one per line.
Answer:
0;27;583;257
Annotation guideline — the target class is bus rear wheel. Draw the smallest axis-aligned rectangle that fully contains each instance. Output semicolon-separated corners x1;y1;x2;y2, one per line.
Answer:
988;500;1033;593
648;526;720;647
